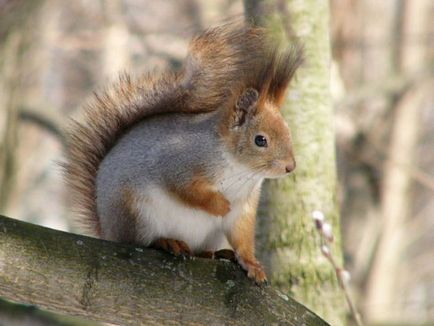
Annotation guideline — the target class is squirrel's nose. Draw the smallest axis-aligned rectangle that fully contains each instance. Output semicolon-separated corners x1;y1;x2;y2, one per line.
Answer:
285;160;296;173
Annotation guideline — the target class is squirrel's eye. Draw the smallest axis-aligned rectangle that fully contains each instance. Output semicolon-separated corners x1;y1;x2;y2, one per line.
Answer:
255;135;268;147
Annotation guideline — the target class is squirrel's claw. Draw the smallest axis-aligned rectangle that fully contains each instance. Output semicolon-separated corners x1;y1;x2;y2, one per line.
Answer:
195;249;237;261
247;263;268;285
151;238;192;257
214;249;236;261
236;255;268;285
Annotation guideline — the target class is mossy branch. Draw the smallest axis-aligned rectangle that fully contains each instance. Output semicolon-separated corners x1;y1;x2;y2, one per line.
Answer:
0;215;328;325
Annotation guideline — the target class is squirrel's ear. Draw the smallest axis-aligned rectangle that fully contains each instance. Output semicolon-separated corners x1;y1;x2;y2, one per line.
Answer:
233;88;259;127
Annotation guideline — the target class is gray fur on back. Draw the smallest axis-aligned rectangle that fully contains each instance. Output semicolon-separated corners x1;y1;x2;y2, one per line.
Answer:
96;110;225;241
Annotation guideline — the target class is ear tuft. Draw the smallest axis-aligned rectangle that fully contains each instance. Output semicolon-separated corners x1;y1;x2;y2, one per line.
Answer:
269;44;304;107
236;88;259;111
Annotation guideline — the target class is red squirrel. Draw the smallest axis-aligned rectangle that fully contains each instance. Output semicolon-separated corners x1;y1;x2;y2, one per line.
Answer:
64;23;303;283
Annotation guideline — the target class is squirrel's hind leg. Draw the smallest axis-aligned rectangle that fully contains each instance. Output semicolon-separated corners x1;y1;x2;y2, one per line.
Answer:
151;238;193;257
195;249;236;261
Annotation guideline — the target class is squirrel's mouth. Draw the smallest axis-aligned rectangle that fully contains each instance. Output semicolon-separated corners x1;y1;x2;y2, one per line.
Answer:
263;160;296;179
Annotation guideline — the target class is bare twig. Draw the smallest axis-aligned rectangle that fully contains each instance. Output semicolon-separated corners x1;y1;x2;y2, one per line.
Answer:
312;211;364;326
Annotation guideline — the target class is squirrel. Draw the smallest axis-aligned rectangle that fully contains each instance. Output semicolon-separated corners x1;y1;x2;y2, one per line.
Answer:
64;22;303;284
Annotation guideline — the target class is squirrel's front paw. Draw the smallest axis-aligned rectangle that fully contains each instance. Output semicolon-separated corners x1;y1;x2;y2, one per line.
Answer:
237;256;267;285
246;261;267;285
208;193;231;217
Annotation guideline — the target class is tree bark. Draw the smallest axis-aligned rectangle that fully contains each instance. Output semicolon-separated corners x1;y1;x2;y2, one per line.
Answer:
364;1;432;322
244;1;346;324
0;215;328;326
0;31;20;211
0;297;99;326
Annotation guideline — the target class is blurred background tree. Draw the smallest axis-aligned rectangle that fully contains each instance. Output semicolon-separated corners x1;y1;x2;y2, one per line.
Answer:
245;0;345;324
0;0;433;325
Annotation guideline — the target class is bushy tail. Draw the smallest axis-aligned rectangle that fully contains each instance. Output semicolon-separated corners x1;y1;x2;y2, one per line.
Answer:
63;73;183;236
63;22;303;236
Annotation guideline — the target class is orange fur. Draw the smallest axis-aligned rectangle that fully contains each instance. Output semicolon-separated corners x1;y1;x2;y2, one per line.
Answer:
219;97;296;177
169;173;231;217
63;74;183;236
226;189;266;283
151;238;192;256
64;22;303;237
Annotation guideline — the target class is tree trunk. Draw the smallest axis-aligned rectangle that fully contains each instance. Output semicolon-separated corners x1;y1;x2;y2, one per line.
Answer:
244;1;346;324
0;215;328;326
0;0;45;213
364;0;431;323
0;31;20;211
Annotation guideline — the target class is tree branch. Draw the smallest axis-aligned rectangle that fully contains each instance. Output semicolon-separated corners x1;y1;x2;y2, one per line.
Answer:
0;215;328;325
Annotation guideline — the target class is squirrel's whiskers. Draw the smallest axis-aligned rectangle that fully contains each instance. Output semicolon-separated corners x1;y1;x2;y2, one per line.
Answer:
64;22;303;284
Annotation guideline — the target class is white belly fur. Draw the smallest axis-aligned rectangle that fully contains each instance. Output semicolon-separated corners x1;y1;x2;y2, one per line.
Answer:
134;157;263;252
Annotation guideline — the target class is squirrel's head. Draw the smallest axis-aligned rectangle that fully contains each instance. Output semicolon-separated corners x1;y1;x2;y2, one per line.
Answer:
211;31;303;178
220;87;296;179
